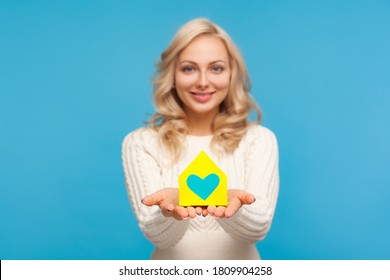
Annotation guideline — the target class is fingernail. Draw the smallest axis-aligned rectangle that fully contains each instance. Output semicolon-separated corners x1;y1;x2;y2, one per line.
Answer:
167;209;172;212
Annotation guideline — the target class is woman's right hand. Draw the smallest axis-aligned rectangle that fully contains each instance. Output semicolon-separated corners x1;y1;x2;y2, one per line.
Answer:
142;188;205;221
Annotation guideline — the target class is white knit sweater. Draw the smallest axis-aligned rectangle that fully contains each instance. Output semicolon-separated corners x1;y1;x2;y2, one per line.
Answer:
121;125;279;260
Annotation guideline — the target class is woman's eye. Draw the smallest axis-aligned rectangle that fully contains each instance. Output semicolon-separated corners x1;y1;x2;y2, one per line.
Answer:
211;65;224;73
181;66;195;73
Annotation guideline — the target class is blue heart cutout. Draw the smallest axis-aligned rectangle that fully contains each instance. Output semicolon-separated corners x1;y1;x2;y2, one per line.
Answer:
186;173;220;201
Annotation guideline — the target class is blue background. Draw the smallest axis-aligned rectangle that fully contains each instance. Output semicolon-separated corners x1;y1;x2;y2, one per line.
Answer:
1;0;389;260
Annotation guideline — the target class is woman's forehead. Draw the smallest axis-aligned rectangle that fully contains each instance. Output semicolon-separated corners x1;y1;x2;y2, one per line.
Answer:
178;35;229;63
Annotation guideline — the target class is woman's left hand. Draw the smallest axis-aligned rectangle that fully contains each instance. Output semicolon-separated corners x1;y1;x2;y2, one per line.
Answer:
207;189;256;218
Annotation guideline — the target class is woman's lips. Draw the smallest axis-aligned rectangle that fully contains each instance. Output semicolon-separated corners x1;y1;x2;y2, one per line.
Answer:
190;91;215;103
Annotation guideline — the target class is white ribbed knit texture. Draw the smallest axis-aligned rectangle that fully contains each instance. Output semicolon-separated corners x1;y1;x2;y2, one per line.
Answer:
121;125;279;259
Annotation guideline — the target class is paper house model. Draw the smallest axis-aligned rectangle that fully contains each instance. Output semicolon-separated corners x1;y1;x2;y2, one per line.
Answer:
179;151;227;206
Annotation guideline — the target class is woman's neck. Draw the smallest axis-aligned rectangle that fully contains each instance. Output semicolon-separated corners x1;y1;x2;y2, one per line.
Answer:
186;110;217;136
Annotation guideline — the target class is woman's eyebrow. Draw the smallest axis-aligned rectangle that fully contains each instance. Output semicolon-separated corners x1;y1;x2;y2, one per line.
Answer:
178;60;227;65
209;60;227;64
178;60;197;65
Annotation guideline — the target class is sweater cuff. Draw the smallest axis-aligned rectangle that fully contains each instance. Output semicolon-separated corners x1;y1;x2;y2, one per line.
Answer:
140;207;190;249
216;203;272;243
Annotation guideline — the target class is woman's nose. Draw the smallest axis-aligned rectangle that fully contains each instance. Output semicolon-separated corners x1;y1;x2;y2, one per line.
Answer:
195;71;209;88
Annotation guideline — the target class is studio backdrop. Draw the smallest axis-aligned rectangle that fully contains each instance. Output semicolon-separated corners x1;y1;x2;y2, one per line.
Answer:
1;0;389;259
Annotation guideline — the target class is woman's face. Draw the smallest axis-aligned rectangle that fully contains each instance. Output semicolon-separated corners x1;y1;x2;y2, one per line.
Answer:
175;35;231;120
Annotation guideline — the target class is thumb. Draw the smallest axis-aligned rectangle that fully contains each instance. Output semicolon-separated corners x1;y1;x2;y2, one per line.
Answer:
239;192;256;205
142;193;163;207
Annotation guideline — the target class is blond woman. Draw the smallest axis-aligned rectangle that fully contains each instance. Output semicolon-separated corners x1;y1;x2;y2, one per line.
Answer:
122;18;279;260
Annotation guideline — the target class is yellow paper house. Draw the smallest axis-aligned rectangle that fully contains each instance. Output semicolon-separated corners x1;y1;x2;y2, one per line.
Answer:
179;151;227;206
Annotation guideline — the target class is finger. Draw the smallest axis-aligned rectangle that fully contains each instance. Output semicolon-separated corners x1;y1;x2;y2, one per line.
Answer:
160;203;174;212
239;192;256;205
195;207;203;215
141;191;164;206
171;211;185;221
156;201;174;218
214;206;226;218
175;206;189;219
225;198;242;218
207;205;216;215
161;208;173;218
187;207;197;219
141;195;157;206
202;208;208;217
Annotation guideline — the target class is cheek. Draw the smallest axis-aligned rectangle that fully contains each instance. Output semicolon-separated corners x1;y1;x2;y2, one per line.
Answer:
175;73;197;89
212;74;230;90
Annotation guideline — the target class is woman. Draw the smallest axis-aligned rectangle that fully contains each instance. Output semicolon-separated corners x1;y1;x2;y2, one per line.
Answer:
122;18;279;259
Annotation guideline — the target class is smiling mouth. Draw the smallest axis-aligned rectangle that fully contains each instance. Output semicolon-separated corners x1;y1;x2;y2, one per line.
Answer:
189;91;215;103
190;92;215;96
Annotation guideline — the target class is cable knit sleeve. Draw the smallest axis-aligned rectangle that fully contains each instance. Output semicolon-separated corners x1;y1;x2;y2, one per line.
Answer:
121;128;189;249
217;125;279;243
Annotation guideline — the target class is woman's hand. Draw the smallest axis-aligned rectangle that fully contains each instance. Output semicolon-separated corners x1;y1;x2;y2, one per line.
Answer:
142;188;255;220
207;189;256;218
142;188;207;220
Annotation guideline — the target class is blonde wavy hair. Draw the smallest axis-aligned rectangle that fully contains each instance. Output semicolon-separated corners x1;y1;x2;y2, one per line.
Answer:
149;18;261;161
